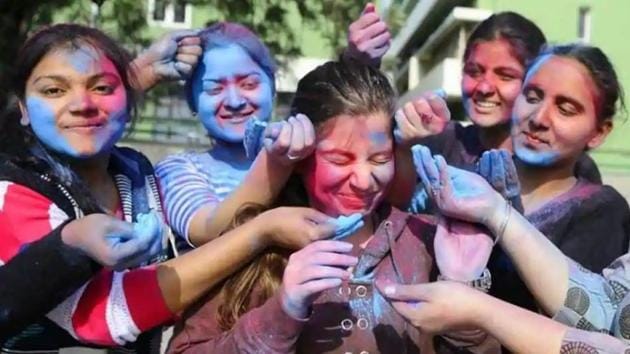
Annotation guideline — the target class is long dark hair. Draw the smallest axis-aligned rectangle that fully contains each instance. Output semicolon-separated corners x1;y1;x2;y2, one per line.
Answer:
464;11;546;68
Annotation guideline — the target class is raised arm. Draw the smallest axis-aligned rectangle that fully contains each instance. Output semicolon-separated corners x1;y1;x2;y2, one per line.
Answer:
131;30;202;91
343;3;391;68
379;281;630;354
412;145;570;314
157;114;315;247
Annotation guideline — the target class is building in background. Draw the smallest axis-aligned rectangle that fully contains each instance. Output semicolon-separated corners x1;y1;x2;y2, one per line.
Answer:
382;0;630;176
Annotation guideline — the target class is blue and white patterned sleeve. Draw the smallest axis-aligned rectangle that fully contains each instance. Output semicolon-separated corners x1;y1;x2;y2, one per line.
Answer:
155;153;220;247
553;254;630;340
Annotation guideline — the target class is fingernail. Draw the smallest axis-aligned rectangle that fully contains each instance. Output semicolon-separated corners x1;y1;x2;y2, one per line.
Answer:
384;285;396;295
433;88;447;99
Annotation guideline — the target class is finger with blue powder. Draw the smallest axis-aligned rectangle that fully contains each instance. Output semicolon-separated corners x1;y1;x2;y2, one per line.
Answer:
243;116;267;159
332;213;364;240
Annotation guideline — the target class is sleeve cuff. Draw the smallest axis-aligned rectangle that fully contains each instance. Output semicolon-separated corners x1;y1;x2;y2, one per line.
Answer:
245;293;306;340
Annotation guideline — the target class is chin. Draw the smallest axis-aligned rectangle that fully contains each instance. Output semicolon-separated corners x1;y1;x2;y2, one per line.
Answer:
469;113;510;128
514;146;559;167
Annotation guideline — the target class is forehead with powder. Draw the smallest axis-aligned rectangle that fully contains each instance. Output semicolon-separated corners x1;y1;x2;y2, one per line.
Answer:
315;113;392;151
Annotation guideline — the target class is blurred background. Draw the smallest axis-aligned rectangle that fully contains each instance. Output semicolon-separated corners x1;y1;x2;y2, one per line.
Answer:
1;0;630;198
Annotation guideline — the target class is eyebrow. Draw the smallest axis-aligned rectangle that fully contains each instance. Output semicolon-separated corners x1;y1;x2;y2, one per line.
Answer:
33;72;120;85
202;72;261;82
495;66;524;75
32;75;69;85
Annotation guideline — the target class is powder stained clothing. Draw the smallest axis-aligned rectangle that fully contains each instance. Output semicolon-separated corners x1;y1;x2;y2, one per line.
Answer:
168;206;499;354
0;147;173;352
553;255;630;351
489;179;630;312
155;150;250;246
420;121;602;182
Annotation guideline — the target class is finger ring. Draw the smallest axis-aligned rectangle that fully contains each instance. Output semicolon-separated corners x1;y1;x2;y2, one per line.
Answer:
287;154;300;161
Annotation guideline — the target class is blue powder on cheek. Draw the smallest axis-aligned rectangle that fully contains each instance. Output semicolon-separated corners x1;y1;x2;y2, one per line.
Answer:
26;96;80;157
94;108;127;153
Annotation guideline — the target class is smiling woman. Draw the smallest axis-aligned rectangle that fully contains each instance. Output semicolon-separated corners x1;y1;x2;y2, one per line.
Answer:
155;22;321;248
21;45;129;159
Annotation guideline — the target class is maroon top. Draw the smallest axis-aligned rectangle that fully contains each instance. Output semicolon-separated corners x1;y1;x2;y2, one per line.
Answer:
168;206;499;354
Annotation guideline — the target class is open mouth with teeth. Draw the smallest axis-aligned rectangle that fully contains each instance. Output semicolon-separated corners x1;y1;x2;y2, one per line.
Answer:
473;99;500;109
219;112;256;124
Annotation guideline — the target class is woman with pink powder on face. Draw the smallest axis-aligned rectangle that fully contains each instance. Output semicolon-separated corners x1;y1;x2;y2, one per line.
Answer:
168;58;500;354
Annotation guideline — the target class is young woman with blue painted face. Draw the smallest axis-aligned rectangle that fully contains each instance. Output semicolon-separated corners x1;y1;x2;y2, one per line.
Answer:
168;59;501;354
0;23;337;351
155;22;326;249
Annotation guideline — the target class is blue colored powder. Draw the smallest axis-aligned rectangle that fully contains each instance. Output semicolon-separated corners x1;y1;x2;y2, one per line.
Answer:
332;213;364;240
27;96;80;157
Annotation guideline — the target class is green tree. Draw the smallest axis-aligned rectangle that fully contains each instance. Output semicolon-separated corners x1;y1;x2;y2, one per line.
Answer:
0;0;368;112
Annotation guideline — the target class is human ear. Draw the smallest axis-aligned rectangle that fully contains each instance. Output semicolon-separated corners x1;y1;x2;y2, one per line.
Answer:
18;101;30;126
586;119;613;149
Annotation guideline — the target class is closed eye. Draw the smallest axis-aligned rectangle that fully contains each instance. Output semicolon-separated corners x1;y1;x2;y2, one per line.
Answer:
323;152;353;165
370;152;393;164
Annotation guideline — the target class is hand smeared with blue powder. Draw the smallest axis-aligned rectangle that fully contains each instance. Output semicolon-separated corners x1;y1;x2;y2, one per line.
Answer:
133;210;164;258
243;117;267;159
109;210;164;270
331;213;364;240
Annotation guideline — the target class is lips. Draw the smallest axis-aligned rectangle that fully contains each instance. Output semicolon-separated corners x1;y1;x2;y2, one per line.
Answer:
64;120;107;133
219;111;256;124
335;193;376;210
471;98;501;114
522;131;549;145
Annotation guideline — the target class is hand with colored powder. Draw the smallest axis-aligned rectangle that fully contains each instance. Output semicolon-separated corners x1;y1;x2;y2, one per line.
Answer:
394;89;450;147
132;210;164;263
378;280;484;333
281;240;358;319
256;207;336;250
412;144;503;225
332;213;364;240
243;114;316;164
132;29;202;90
243;116;268;159
61;211;164;271
477;149;524;213
344;3;391;67
434;217;493;281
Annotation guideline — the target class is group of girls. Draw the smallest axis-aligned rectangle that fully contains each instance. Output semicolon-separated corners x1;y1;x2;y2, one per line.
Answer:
1;2;630;353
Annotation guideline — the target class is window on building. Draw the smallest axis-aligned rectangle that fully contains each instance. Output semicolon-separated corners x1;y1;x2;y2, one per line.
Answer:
153;0;167;21
174;1;186;23
578;6;591;43
148;0;191;28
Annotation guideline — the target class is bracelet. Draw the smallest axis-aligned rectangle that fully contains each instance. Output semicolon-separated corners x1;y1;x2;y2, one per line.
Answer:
494;199;512;246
